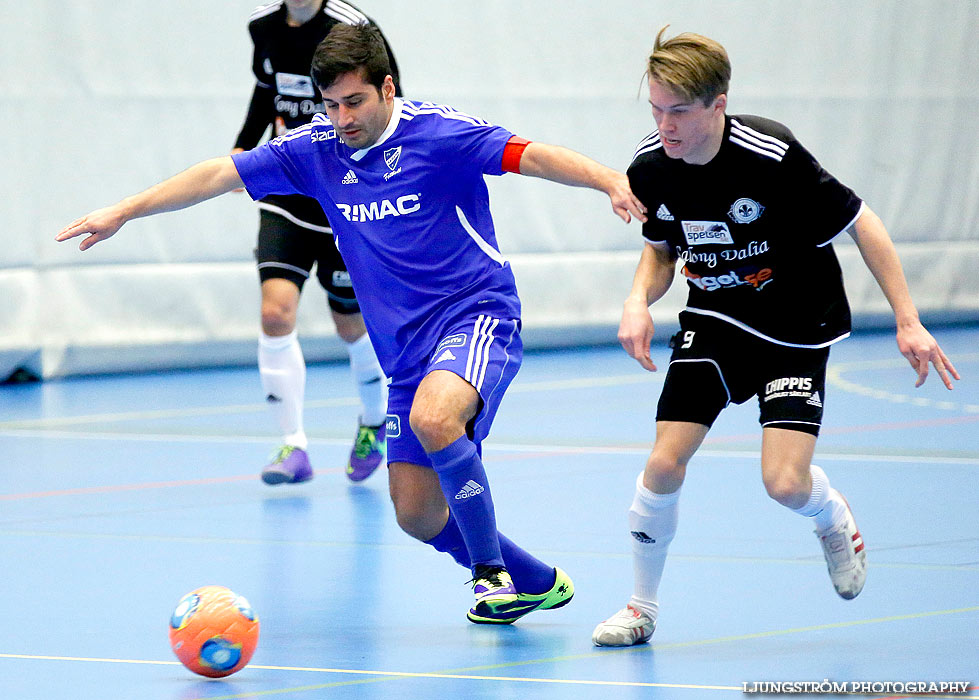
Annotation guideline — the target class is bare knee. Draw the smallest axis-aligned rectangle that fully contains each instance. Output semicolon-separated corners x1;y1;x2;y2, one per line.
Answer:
391;495;444;541
332;311;366;344
388;463;447;542
409;402;463;453
762;467;810;509
643;452;688;493
260;280;300;336
261;303;296;337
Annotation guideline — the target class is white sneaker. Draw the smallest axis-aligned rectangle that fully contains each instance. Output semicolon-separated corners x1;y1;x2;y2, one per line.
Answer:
591;604;655;647
816;490;867;600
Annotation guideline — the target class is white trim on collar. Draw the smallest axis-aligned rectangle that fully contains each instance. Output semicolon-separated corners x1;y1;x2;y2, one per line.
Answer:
350;97;404;162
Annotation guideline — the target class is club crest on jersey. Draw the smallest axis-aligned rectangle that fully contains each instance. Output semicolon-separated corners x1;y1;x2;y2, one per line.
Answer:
383;146;403;180
681;221;734;246
728;198;765;224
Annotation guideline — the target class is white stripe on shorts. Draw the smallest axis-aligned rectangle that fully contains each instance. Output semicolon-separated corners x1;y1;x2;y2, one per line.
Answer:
465;315;499;392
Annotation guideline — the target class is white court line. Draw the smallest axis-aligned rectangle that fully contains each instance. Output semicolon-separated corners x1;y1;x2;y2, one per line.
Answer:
0;374;659;431
827;352;979;413
3;604;978;694
1;352;973;430
0;652;737;692
1;429;979;465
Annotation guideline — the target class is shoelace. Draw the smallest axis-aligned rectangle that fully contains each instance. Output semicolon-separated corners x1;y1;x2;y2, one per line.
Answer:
271;445;296;463
468;566;507;589
353;426;378;458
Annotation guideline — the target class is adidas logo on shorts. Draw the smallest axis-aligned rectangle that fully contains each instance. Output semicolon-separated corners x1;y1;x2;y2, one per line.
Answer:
455;480;484;500
806;393;823;407
656;204;674;221
433;349;456;365
341;170;359;185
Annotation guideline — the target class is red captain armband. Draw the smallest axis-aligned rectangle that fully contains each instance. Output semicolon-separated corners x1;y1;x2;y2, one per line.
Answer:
501;136;531;174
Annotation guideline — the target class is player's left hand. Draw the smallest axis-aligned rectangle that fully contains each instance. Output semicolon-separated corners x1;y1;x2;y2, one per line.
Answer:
896;321;960;389
56;204;128;251
607;172;647;224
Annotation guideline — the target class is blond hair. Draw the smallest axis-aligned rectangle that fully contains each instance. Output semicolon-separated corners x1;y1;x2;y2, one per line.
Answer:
647;25;731;106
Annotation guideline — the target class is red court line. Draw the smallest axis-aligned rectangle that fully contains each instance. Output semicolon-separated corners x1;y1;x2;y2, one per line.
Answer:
0;466;349;502
703;413;979;445
0;474;256;502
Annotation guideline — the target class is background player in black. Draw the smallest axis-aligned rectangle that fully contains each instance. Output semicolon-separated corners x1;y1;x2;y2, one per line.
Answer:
593;27;960;647
231;0;401;485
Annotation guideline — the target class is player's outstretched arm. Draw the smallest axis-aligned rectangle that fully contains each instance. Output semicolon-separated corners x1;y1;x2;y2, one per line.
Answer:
517;142;647;224
848;206;960;389
619;242;675;372
56;156;244;251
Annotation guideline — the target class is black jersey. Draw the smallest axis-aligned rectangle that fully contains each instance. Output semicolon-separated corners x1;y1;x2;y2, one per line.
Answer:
233;0;401;150
628;114;864;348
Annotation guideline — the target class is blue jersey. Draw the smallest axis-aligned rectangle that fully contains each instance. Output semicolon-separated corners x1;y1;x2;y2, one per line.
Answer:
232;98;522;375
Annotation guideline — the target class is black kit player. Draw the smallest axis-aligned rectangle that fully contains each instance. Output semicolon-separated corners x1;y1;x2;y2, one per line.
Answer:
592;27;960;646
232;0;401;486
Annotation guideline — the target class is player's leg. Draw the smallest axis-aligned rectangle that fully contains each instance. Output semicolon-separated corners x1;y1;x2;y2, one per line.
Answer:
759;350;866;599
761;428;865;599
258;281;312;485
592;420;708;646
255;207;316;485
389;460;571;623
594;321;729;646
408;368;520;616
317;242;388;482
388;314;569;622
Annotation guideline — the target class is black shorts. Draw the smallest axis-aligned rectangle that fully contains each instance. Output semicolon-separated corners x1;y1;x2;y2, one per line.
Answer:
254;195;359;314
656;312;830;436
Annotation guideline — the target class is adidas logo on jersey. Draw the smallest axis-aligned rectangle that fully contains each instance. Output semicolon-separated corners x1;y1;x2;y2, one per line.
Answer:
455;480;485;500
656;204;674;221
433;349;456;365
341;170;359;184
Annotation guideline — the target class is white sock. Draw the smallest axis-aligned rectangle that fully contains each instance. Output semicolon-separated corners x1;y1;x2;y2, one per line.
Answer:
792;464;845;531
345;333;387;426
628;471;680;620
258;330;307;449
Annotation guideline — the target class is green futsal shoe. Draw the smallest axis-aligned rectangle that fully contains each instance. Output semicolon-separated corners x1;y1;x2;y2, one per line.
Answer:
467;567;575;625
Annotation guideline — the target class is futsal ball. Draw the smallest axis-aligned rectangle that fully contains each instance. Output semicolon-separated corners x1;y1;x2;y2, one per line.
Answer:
168;585;259;678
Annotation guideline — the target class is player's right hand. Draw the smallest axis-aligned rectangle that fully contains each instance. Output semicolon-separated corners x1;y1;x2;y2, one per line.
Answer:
56;204;127;251
618;299;657;371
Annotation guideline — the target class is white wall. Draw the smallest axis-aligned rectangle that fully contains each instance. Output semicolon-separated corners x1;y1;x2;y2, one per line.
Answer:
3;0;978;378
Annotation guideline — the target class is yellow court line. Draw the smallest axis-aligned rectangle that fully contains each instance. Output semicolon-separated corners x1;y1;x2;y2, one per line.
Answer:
2;604;977;698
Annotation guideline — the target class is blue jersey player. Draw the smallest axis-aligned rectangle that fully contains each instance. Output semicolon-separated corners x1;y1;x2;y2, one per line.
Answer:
58;23;647;624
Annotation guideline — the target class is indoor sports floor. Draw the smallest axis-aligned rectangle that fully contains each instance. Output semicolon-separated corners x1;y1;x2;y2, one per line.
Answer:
1;327;977;700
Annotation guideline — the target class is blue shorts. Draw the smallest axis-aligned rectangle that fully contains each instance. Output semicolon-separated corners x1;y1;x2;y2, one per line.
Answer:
384;313;523;467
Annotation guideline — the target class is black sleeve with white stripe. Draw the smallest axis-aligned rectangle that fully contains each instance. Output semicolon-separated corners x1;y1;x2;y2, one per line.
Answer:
782;139;863;247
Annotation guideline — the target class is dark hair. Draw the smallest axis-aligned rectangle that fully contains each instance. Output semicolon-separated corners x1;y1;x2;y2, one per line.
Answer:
311;22;392;92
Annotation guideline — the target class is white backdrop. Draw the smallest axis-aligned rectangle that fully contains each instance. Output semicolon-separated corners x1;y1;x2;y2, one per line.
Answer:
3;0;978;378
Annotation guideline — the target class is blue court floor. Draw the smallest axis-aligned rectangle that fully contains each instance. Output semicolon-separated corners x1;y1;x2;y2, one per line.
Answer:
1;327;977;700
